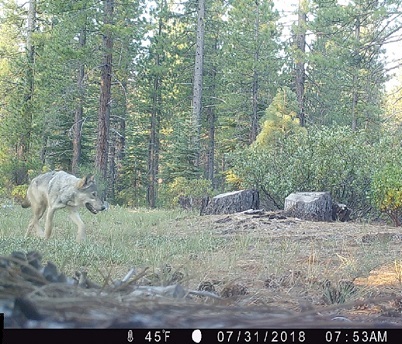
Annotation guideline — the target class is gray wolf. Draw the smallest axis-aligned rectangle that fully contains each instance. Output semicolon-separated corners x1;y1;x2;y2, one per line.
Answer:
22;171;106;242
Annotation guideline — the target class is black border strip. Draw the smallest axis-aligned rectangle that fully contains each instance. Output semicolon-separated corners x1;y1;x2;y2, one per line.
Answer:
2;329;401;344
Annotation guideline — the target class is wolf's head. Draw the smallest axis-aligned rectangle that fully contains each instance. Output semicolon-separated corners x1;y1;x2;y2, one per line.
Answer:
76;175;106;214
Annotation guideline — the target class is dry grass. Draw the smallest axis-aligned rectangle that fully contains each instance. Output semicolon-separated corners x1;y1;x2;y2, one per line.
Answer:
1;204;402;327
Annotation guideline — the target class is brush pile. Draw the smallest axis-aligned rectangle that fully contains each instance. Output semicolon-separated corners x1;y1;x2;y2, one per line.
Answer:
1;251;400;328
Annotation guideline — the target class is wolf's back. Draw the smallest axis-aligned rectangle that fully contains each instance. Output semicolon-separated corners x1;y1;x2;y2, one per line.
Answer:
20;171;55;208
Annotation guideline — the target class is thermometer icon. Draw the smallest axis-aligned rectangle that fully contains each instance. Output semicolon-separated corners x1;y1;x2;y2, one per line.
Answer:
127;330;134;342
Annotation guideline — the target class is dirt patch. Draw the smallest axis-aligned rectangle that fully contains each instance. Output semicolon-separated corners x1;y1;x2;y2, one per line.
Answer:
180;212;402;326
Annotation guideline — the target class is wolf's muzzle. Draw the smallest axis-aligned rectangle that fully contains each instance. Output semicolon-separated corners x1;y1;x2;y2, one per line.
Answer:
85;203;106;214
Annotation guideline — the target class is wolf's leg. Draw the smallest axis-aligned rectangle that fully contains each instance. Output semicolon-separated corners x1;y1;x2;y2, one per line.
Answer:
68;208;86;242
44;207;57;239
25;217;36;237
25;204;46;238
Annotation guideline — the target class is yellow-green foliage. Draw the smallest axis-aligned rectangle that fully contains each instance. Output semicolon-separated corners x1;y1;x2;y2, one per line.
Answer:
385;71;402;129
159;177;214;208
225;169;243;189
371;164;402;226
11;184;28;202
255;87;305;146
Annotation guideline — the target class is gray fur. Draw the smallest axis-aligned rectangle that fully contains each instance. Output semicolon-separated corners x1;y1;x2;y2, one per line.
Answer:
22;171;106;242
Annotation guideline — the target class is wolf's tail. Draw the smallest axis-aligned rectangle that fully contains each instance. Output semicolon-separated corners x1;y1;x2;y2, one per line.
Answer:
21;198;31;208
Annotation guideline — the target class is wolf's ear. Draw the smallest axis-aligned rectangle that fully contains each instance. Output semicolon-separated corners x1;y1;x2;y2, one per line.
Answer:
86;174;95;184
77;174;95;189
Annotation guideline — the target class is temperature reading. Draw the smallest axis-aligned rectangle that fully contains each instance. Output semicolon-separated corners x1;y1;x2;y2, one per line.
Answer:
145;330;171;342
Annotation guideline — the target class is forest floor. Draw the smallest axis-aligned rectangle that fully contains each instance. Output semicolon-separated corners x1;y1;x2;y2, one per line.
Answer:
1;206;402;328
183;211;402;327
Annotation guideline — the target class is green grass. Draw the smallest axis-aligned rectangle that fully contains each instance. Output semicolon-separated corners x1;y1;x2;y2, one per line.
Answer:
0;205;224;284
2;204;402;309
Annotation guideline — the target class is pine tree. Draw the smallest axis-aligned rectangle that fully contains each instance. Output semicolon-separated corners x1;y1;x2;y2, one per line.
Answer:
32;0;100;172
302;0;400;128
294;0;307;126
96;0;114;191
219;0;282;146
255;87;303;146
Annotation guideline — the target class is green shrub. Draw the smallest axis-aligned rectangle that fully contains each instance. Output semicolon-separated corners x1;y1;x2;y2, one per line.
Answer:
159;177;214;209
371;164;402;226
229;126;376;215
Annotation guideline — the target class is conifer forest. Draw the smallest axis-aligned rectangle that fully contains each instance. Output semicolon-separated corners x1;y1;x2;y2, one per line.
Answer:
1;0;402;217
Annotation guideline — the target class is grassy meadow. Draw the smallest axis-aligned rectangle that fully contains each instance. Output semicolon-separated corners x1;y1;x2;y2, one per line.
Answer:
1;203;402;317
0;205;225;285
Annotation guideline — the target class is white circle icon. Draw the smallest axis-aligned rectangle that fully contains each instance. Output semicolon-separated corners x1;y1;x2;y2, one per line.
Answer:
192;329;202;343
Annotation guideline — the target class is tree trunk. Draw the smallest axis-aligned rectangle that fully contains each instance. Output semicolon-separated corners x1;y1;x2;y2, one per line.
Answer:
108;144;116;199
207;105;215;187
206;35;218;188
250;2;260;143
191;0;205;168
25;0;35;103
147;18;162;209
251;70;259;143
351;17;360;131
284;192;333;221
16;0;36;184
295;0;307;127
147;71;161;208
111;78;127;201
72;19;87;175
96;0;114;187
201;190;260;215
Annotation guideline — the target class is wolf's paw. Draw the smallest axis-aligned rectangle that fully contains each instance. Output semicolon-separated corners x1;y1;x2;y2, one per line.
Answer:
36;230;45;238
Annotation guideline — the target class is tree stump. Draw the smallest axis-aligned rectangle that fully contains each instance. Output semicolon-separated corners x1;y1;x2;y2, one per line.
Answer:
200;190;259;215
284;192;333;221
